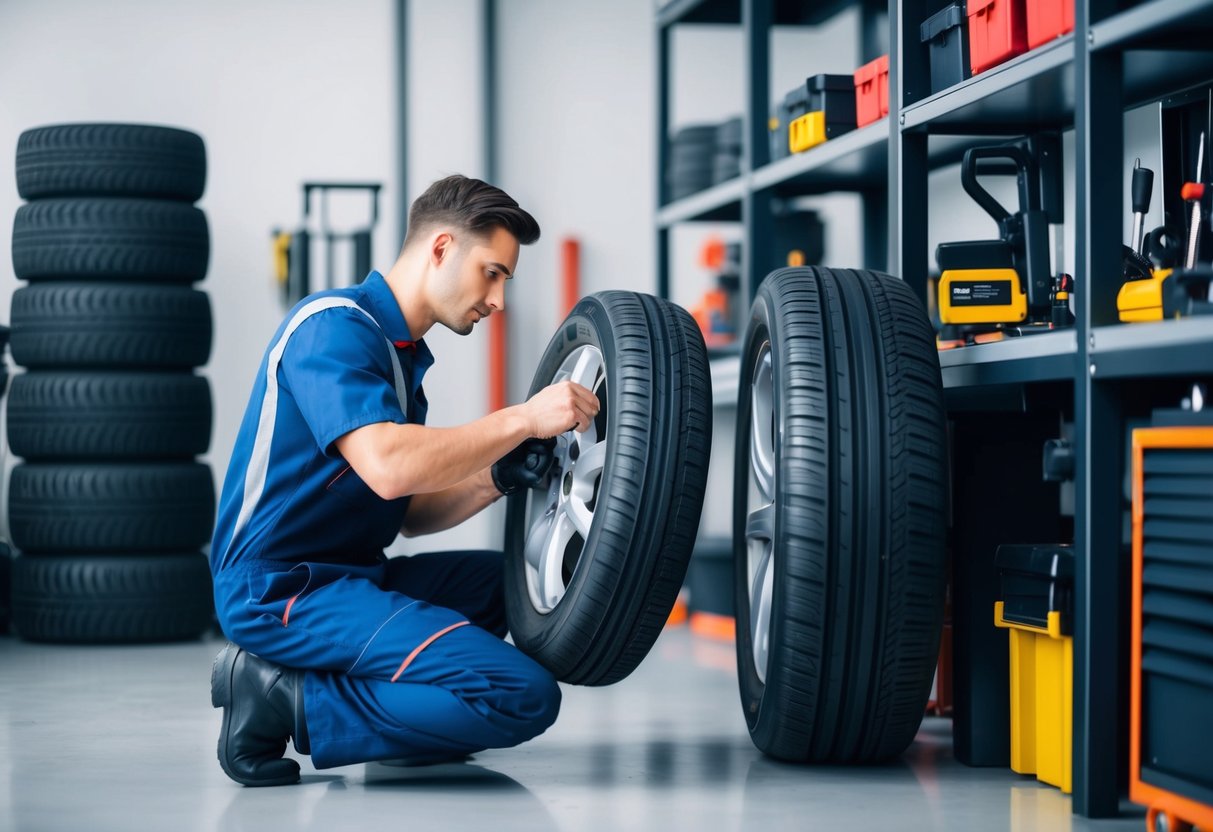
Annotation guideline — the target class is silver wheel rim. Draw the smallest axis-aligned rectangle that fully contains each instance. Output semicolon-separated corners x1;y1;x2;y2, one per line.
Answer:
747;342;775;684
523;344;608;614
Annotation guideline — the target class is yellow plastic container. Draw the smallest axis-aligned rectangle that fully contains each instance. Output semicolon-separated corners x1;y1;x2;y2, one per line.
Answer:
994;601;1073;793
788;111;827;154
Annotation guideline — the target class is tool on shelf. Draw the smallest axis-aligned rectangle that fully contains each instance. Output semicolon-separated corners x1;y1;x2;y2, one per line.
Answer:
1182;131;1205;271
936;136;1068;344
1117;159;1172;322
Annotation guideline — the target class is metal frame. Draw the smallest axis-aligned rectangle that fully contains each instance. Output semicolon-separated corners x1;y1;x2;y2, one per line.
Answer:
653;0;1213;818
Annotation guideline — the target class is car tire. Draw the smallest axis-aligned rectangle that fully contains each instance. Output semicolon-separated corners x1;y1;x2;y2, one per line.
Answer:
16;123;206;202
7;372;212;460
12;198;209;282
504;291;712;685
11;553;213;643
9;462;215;553
734;266;949;762
11;283;212;369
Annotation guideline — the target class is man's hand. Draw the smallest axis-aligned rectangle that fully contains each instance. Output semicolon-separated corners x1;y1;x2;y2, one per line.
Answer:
522;381;600;439
491;437;558;496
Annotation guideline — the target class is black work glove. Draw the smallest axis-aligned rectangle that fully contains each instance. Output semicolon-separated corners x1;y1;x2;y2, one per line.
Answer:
491;437;558;496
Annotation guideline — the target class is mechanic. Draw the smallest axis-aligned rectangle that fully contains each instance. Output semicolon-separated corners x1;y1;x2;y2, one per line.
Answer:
209;174;600;787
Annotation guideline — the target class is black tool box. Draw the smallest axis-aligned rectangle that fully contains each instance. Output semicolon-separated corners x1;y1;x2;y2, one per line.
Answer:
921;3;971;95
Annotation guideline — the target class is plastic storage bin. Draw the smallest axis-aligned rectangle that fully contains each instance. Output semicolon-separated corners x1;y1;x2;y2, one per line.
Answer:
994;543;1074;794
921;4;971;94
1026;0;1074;48
968;0;1028;75
788;74;856;153
853;55;889;128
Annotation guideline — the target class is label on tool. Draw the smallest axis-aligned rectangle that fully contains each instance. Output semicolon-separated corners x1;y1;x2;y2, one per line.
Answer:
950;281;1011;306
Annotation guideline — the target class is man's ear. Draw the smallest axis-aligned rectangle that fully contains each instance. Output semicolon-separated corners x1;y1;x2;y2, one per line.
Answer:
431;232;454;267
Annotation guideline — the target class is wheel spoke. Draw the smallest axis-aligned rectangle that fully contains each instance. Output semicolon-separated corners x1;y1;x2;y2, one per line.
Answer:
568;346;603;390
537;512;574;609
524;509;556;571
746;502;774;543
565;495;593;539
750;539;774;684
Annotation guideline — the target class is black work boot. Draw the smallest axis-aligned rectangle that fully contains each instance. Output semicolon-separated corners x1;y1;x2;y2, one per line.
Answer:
210;642;308;787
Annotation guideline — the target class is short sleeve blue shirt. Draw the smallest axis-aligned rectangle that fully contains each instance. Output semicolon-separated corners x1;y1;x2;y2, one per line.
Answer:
211;271;434;571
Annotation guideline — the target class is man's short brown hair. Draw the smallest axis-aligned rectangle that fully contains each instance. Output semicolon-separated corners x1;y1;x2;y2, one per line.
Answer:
404;174;540;249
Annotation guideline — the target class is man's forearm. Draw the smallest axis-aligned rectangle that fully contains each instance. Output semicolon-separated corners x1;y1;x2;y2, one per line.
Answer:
400;468;502;537
338;406;531;500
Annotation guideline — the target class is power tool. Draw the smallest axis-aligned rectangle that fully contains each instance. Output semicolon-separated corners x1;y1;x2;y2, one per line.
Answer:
936;137;1068;340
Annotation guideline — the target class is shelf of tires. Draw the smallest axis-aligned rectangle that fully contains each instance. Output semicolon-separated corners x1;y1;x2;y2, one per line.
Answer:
7;123;215;643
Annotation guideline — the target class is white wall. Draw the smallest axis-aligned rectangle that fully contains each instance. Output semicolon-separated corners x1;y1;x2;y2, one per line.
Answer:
494;0;656;407
398;0;497;553
0;0;400;545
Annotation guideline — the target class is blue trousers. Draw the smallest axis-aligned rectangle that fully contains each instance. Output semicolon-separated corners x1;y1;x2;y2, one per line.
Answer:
213;550;561;769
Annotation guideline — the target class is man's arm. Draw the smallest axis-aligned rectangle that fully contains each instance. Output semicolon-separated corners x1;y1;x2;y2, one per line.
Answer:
399;468;500;537
334;380;598;501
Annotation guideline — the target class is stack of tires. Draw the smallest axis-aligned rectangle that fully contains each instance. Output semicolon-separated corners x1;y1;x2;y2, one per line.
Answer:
7;123;216;643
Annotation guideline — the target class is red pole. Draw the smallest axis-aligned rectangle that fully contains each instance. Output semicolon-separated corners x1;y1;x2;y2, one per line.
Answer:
489;312;506;413
561;237;580;317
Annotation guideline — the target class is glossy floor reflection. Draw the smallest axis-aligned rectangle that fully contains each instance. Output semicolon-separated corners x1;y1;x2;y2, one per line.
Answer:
0;625;1142;832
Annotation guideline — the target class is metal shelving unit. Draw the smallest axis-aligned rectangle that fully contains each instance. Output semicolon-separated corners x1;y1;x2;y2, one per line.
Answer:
655;0;1213;818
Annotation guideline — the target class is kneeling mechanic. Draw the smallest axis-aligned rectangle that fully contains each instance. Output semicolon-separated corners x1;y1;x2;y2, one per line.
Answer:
209;175;600;786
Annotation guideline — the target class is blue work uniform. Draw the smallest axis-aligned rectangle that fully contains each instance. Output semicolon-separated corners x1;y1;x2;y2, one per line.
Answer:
211;271;560;769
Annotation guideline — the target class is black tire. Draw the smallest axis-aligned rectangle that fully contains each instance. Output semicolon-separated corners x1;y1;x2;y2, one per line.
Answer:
733;266;949;763
670;124;718;145
12;198;209;282
504;292;712;685
9;463;215;553
11;553;213;643
16;123;206;202
11;283;212;369
8;372;212;460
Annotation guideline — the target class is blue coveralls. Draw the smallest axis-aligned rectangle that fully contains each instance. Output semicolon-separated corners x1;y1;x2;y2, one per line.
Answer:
211;271;561;769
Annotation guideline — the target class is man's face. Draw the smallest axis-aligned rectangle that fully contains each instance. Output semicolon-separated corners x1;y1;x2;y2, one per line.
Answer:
433;226;520;336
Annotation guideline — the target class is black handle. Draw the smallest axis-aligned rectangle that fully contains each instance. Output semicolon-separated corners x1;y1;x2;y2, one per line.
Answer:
1131;162;1154;215
961;146;1036;224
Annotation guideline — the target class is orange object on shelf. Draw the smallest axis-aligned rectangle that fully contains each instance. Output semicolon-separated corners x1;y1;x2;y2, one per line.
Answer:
699;235;728;270
690;611;736;642
854;54;889;127
690;288;735;348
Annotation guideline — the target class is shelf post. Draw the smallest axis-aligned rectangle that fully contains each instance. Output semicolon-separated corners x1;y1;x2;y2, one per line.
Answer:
1074;0;1128;817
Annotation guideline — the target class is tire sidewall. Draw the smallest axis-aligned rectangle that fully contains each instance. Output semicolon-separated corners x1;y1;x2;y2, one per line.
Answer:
503;297;621;661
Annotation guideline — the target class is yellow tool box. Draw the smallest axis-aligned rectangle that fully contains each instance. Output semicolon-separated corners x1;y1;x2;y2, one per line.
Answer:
994;544;1074;794
786;74;856;155
1117;267;1172;322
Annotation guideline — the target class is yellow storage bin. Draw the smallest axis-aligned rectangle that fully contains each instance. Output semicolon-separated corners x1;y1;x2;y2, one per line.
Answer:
995;602;1072;793
994;543;1074;794
788;111;827;154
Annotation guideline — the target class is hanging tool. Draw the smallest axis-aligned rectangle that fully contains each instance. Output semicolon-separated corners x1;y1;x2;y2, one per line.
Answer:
1130;158;1153;256
936;139;1059;334
1182;132;1206;271
1117;159;1171;322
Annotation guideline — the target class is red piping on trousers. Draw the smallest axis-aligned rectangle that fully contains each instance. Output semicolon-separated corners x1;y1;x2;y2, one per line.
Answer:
282;595;300;626
391;621;471;682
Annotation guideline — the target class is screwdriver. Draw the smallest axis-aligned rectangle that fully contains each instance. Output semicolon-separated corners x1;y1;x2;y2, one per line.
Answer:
1130;158;1153;256
1181;131;1205;270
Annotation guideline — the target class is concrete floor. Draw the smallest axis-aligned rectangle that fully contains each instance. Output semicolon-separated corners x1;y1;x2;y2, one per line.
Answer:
0;624;1143;832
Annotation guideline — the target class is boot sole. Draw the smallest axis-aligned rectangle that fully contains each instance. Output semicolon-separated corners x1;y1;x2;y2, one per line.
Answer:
211;643;301;787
